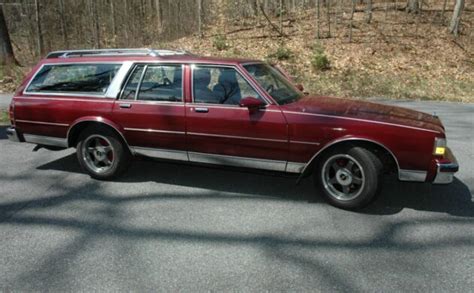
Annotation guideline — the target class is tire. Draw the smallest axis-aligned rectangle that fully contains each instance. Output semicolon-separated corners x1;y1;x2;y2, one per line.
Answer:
76;126;131;180
314;146;382;210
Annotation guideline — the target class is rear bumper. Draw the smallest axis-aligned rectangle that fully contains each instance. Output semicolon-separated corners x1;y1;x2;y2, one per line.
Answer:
433;147;458;184
6;126;21;142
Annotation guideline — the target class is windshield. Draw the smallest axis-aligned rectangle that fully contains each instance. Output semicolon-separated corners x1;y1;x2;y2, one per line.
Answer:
243;63;303;105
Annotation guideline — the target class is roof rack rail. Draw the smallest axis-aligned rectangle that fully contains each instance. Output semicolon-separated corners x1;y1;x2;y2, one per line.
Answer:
46;48;193;59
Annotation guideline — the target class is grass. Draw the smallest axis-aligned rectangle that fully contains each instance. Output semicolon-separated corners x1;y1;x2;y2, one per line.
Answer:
295;68;474;102
0;109;9;125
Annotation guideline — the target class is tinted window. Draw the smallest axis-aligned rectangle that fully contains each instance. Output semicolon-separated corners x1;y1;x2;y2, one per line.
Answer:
193;66;262;105
121;65;145;100
26;63;121;94
137;65;182;102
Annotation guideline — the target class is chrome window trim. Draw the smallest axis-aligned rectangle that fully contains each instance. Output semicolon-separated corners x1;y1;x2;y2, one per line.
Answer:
283;111;441;134
16;119;69;127
124;127;185;135
190;64;271;105
24;62;125;98
119;63;185;103
23;134;68;148
105;61;134;98
187;131;287;143
399;169;427;182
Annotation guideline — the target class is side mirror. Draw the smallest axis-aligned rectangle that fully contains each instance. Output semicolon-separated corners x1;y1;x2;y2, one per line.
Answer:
239;97;265;112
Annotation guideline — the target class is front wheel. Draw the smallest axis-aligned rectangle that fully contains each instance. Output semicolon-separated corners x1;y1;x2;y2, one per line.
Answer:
314;146;382;210
76;126;131;180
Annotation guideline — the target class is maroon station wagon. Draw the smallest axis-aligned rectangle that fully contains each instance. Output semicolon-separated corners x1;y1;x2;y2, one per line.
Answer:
6;48;458;209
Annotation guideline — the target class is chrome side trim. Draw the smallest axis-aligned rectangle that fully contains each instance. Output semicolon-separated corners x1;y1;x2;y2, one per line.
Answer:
188;152;286;172
299;137;401;179
282;111;441;134
286;162;306;173
15;96;114;103
15;119;69;127
399;169;427;182
124;127;185;135
24;134;68;148
105;61;134;98
290;140;321;146
131;146;188;161
187;132;287;143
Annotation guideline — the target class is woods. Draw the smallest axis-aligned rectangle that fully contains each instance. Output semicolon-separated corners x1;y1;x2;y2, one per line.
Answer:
0;0;471;65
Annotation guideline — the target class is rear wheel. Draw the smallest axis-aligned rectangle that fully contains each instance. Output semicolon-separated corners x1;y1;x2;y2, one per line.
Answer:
76;126;131;180
314;146;382;210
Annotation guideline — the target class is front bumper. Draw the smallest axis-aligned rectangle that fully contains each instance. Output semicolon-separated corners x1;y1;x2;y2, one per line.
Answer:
433;147;458;184
6;126;21;142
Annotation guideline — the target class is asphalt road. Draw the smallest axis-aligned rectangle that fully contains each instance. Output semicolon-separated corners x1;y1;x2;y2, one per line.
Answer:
0;99;473;292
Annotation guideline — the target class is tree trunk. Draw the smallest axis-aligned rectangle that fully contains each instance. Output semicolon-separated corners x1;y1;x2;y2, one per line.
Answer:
450;0;465;36
316;0;320;39
349;0;356;42
198;0;203;37
34;0;44;57
0;6;16;65
59;0;68;49
406;0;419;14
90;0;100;48
110;0;117;40
366;0;372;23
326;0;331;37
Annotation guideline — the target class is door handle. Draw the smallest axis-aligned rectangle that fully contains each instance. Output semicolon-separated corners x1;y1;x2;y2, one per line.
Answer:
119;103;132;109
195;107;209;113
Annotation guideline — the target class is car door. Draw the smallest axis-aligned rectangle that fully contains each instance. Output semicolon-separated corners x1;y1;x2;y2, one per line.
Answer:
186;65;288;171
112;63;187;160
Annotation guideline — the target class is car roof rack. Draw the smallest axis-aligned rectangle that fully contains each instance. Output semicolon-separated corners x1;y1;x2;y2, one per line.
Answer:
46;48;194;59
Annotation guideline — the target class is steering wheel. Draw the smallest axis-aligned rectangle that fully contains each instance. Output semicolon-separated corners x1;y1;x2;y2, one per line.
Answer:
266;84;274;93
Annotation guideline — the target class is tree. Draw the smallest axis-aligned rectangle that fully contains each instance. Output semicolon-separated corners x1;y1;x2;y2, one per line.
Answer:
450;0;465;37
0;5;16;65
406;0;420;14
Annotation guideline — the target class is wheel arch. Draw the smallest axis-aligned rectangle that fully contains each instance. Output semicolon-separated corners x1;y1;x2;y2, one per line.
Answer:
67;117;132;153
299;137;400;180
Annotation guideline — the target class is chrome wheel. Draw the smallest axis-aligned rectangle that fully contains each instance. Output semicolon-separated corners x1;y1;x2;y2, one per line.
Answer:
322;154;365;201
82;135;115;174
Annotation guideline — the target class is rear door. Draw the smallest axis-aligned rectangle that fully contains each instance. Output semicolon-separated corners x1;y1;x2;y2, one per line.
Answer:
111;63;187;160
185;65;288;171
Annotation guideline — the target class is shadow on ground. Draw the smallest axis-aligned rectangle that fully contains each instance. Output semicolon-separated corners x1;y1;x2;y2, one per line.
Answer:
35;153;474;217
0;126;8;140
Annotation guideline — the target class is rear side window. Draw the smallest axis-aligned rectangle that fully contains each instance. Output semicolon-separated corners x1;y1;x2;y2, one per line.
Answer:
26;63;121;95
121;64;183;102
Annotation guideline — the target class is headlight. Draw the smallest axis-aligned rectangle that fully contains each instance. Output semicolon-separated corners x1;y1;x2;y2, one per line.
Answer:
434;137;446;155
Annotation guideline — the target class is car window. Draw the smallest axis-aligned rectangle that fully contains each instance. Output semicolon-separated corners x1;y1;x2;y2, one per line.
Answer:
193;66;262;105
121;65;145;100
137;65;182;102
26;63;121;95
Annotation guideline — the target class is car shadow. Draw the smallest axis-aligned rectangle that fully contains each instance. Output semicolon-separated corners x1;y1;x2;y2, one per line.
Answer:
37;153;474;217
0;125;8;140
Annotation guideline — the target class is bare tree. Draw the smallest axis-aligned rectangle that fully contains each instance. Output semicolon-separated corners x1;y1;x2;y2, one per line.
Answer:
58;0;68;48
34;0;44;56
349;0;356;42
366;0;372;23
450;0;465;36
406;0;420;14
326;0;331;37
0;5;16;65
316;0;321;39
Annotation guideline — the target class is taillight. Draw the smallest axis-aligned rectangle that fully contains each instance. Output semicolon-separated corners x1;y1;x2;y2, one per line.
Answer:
9;101;15;125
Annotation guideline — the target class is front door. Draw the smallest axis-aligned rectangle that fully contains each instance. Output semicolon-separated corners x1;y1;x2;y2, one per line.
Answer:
186;65;288;171
112;63;187;160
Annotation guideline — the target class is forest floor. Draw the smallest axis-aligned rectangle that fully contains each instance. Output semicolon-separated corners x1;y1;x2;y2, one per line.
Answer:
167;6;473;102
1;5;473;102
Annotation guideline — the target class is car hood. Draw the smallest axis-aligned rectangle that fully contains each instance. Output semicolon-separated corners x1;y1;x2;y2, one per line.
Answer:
281;96;444;133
